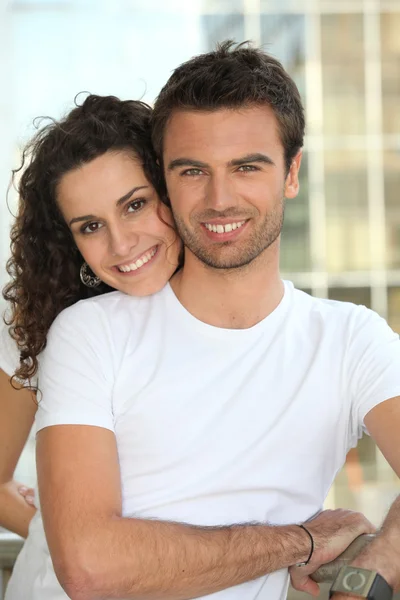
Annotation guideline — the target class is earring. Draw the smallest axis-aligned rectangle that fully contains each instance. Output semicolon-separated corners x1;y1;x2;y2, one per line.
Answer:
80;262;101;288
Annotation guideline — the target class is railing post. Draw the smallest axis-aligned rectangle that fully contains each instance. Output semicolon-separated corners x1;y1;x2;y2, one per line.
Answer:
0;533;24;600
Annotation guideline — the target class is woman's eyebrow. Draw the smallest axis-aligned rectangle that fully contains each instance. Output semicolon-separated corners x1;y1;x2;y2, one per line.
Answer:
115;185;149;207
69;185;149;226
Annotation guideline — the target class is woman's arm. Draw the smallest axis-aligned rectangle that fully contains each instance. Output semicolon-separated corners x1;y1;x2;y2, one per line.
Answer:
0;368;37;537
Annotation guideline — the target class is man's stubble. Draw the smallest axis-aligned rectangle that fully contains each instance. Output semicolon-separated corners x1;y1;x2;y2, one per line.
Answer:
171;196;286;272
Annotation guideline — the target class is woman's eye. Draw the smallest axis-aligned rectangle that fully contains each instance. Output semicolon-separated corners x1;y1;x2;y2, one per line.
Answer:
82;222;102;234
127;199;146;212
181;168;203;177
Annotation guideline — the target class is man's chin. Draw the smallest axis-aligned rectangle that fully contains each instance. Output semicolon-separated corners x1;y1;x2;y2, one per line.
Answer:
192;250;259;271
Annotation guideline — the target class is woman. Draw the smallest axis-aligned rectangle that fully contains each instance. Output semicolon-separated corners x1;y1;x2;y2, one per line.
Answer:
0;94;181;541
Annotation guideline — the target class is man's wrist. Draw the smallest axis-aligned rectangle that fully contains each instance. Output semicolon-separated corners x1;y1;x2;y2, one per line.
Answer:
284;524;316;567
351;534;400;591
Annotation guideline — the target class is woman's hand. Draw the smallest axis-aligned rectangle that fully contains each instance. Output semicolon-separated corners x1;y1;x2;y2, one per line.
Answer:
18;485;36;507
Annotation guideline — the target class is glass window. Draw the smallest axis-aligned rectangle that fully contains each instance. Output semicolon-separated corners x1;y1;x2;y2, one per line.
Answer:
381;13;400;135
321;14;366;135
202;0;244;10
388;287;400;334
384;151;400;270
328;286;371;307
280;153;310;272
330;435;380;520
325;151;369;272
326;285;396;527
260;14;306;103
201;13;245;49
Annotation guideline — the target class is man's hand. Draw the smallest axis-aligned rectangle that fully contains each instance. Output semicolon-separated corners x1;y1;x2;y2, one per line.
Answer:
289;509;376;597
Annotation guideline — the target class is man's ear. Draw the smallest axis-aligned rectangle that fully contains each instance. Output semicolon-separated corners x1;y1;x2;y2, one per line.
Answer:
284;150;303;199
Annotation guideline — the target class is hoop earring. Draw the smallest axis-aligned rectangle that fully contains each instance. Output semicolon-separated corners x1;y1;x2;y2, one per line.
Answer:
80;262;101;288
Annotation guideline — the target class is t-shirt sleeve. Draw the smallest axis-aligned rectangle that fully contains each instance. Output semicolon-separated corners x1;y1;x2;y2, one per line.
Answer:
36;300;116;434
0;318;21;377
347;305;400;442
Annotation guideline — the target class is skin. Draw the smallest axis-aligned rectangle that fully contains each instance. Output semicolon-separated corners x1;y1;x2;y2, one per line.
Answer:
0;369;36;537
37;105;376;600
58;150;181;297
1;150;181;537
164;106;299;273
163;105;301;330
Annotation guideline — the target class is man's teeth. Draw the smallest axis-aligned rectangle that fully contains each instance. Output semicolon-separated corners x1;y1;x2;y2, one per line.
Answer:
204;221;246;234
118;248;157;272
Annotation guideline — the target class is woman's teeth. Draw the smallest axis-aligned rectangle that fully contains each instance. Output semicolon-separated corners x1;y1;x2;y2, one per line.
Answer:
118;247;157;272
204;221;246;233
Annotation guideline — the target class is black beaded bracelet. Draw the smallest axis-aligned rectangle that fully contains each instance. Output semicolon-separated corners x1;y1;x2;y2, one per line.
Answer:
295;524;314;567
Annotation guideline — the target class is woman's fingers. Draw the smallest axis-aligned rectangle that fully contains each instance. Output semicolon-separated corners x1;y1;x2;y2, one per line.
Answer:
18;485;36;506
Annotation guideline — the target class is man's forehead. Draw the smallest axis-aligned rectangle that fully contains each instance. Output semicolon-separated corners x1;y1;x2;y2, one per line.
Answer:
165;105;277;128
162;105;281;160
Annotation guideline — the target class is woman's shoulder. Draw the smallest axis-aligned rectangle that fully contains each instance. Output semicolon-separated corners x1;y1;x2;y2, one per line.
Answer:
54;290;139;326
47;288;165;353
42;289;166;381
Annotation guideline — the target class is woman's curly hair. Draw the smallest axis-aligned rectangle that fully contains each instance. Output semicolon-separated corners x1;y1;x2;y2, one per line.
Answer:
3;94;166;385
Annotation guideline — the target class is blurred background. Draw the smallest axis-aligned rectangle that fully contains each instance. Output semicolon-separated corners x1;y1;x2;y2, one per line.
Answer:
0;0;399;597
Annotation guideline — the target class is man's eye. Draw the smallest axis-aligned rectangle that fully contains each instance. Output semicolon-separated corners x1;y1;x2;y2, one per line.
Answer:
238;165;259;172
181;168;203;176
127;199;146;212
81;222;102;234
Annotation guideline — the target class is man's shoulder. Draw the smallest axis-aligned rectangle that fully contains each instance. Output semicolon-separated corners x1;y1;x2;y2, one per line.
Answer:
291;286;381;332
293;287;366;317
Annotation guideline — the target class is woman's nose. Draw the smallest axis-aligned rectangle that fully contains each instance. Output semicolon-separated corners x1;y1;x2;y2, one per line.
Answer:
108;225;139;257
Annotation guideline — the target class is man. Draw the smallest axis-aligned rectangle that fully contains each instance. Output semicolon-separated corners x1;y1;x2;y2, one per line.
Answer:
34;42;400;600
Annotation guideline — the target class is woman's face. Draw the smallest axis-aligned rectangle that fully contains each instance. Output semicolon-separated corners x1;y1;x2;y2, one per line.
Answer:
57;149;181;296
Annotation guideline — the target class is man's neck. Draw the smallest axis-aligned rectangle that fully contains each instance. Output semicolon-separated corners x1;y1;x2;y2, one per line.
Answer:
170;245;284;330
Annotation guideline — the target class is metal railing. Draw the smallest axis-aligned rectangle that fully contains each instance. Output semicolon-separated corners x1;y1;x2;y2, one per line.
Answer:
0;533;23;600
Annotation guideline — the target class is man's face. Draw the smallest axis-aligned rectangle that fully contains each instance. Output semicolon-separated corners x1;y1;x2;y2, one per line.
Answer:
163;105;302;270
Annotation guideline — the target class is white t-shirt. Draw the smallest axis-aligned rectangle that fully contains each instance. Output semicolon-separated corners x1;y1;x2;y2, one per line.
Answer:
6;281;400;600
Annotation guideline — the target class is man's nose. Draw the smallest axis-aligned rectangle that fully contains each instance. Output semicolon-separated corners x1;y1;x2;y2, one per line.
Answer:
205;174;237;210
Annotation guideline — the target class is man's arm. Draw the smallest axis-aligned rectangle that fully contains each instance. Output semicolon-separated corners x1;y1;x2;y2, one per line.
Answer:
37;424;374;600
333;396;400;596
290;396;400;598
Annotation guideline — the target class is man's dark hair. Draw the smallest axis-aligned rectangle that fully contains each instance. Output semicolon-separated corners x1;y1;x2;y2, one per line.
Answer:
152;40;305;172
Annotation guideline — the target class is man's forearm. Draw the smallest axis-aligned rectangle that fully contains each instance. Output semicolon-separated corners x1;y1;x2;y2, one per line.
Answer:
351;495;400;590
59;517;310;600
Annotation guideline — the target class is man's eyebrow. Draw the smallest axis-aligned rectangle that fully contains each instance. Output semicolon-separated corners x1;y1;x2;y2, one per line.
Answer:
167;158;210;171
68;186;149;226
229;153;275;167
167;154;275;173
